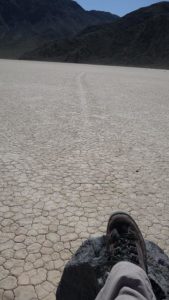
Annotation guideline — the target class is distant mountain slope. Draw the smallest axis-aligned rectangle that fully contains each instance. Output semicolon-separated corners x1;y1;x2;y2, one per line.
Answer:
23;1;169;69
0;0;118;58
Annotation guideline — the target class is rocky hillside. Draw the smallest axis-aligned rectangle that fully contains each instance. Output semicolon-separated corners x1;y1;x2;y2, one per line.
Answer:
0;0;118;58
23;1;169;69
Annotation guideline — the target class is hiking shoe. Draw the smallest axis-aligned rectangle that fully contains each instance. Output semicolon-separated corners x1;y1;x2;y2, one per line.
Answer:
106;211;147;273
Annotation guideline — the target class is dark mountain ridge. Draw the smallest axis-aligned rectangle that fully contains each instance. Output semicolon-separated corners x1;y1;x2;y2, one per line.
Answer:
0;0;118;58
23;1;169;69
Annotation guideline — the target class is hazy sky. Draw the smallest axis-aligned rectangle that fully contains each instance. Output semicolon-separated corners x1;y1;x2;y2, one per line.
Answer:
76;0;167;16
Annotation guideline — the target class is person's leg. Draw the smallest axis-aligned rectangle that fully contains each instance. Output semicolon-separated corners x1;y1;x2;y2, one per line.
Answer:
95;212;157;300
95;261;156;300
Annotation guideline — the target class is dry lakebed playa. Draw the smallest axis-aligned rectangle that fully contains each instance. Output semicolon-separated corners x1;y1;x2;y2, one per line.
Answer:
0;59;169;299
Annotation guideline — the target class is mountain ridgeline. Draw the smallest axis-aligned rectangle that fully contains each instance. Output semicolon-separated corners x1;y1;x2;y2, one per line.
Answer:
0;0;118;58
22;1;169;69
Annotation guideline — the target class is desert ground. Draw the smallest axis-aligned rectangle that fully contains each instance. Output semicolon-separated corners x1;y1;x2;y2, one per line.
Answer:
0;59;169;299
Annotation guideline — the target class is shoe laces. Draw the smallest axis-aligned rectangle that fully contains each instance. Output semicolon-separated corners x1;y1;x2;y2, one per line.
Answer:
107;228;139;265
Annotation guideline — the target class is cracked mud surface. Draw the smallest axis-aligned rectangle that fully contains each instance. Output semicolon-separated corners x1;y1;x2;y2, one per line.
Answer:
0;59;169;299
